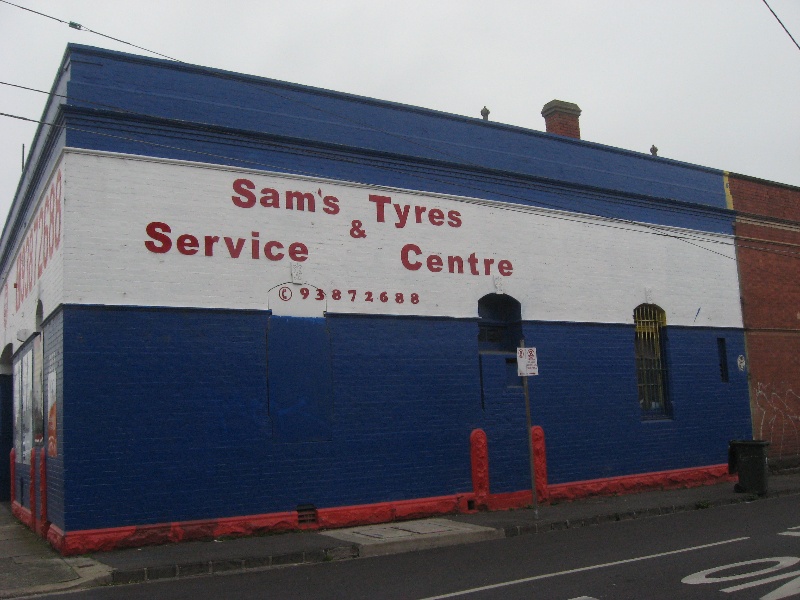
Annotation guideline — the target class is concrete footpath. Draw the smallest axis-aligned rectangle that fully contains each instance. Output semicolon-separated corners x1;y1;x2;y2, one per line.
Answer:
2;471;800;598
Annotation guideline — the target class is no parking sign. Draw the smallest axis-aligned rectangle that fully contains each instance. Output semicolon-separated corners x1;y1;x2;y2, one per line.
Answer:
517;347;539;376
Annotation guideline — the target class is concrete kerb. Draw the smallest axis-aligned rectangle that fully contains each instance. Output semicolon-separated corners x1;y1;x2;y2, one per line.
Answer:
499;491;774;539
94;485;800;588
108;545;359;585
5;476;800;595
99;492;787;587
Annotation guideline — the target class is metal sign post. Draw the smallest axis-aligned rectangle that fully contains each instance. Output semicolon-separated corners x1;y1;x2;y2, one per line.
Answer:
517;341;539;519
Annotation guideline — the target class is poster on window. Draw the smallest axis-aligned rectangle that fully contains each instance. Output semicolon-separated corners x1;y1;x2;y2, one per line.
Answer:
47;371;57;457
18;350;32;462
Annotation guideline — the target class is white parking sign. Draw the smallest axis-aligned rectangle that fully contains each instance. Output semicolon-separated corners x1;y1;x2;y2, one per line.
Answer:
517;347;539;376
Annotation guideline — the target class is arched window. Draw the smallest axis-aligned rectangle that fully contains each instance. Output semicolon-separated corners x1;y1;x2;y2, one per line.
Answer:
634;304;670;418
478;294;521;353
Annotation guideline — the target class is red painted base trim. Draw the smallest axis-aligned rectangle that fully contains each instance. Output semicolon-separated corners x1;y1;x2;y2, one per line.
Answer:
318;494;470;529
47;511;299;556
546;464;734;503
481;465;735;511
11;501;33;529
29;451;36;535
486;490;532;511
48;494;473;556
32;464;734;556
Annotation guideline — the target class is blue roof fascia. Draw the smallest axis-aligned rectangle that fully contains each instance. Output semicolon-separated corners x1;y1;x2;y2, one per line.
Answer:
61;106;734;235
63;44;729;210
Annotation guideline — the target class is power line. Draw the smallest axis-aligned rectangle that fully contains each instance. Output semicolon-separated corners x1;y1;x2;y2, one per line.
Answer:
3;0;492;175
0;6;762;231
0;0;745;224
0;111;39;124
0;0;180;61
0;0;62;25
761;0;800;52
1;0;794;231
0;3;796;287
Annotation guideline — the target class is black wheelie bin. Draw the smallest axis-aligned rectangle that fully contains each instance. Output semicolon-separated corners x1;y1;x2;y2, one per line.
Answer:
728;439;770;495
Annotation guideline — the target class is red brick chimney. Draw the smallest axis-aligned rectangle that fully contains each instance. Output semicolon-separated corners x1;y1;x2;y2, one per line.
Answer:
541;100;581;139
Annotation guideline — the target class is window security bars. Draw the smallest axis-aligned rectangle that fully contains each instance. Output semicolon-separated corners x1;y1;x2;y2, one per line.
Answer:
634;304;670;418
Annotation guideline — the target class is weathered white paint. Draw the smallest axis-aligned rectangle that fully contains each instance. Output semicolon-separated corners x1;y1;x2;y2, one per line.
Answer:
0;157;65;355
61;149;743;327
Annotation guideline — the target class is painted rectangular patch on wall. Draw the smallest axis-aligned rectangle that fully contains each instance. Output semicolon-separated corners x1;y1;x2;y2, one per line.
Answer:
267;315;333;443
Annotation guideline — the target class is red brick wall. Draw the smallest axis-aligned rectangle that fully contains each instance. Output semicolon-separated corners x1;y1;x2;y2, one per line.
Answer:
735;221;800;331
730;177;800;222
544;113;581;139
745;333;800;465
729;175;800;464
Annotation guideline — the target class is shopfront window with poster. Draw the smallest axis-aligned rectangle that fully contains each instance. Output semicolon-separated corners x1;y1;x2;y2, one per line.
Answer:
12;335;44;463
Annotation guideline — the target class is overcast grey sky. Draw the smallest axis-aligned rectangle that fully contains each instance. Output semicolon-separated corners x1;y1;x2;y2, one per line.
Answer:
1;0;798;224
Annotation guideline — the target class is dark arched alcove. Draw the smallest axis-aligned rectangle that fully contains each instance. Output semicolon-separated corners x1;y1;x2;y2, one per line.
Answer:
478;294;522;353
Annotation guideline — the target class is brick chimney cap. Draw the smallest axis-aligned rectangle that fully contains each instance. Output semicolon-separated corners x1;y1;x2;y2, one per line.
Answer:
541;99;582;118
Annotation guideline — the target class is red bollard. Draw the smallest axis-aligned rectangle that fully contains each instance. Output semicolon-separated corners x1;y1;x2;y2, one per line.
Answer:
470;428;490;509
29;450;37;533
531;426;549;502
39;448;49;537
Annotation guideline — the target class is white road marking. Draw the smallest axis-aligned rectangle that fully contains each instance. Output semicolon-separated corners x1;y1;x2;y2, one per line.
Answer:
415;537;749;600
721;569;800;592
780;527;800;538
683;558;800;584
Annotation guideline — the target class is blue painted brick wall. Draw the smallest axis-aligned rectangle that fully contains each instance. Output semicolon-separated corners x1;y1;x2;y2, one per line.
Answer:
522;322;752;485
326;314;481;505
62;305;270;530
267;316;333;443
60;306;752;531
479;353;529;493
62;307;484;530
43;309;64;530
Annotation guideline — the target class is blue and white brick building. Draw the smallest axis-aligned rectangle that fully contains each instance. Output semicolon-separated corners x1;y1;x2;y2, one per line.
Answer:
1;44;752;553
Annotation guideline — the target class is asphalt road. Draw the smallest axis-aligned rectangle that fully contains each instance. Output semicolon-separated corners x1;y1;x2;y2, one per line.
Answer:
37;494;800;600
